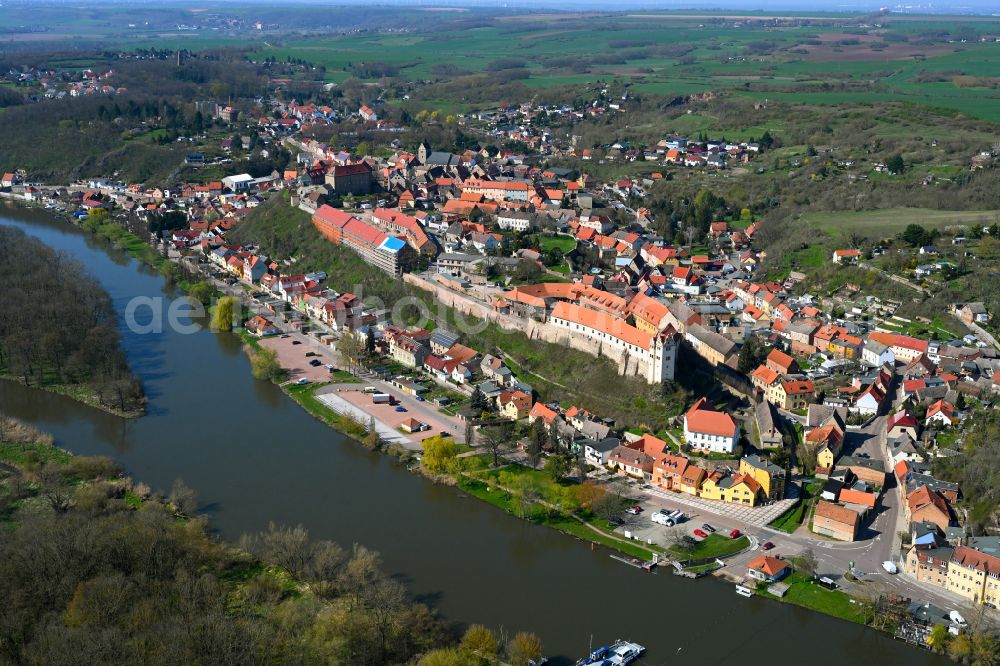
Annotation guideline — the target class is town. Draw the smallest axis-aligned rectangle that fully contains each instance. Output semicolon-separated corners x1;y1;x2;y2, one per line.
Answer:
4;76;1000;656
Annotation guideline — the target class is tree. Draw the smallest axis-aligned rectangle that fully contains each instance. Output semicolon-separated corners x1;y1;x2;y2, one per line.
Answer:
507;632;544;666
418;649;466;666
481;422;514;467
365;416;380;450
365;327;377;358
572;480;607;510
901;223;931;248
737;336;767;374
210;296;240;331
528;418;547;466
188;281;215;305
886;153;905;174
796;548;819;578
460;625;498;662
168;478;198;515
470;386;489;413
248;346;283;382
337;334;365;373
421;435;458;474
928;624;950;653
544;454;572;481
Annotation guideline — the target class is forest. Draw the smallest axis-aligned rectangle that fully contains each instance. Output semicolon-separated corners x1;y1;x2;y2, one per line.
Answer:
0;226;145;414
0;419;463;665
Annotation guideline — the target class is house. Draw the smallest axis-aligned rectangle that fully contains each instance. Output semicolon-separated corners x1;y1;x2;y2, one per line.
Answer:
497;390;532;421
755;400;783;448
947;546;1000;606
528;402;559;425
926;399;957;427
813;500;860;542
747;554;791;583
584;437;622;467
861;340;895;368
836;455;886;487
699;469;763;506
832;249;862;264
955;302;990;324
766;349;798;375
683;398;740;454
740;454;786;501
907;486;953;532
887;411;919;441
769;380;816;410
245;315;279;337
905;545;954;590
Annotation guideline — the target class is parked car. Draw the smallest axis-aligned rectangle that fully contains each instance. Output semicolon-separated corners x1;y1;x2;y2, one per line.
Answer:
702;523;715;533
762;541;775;551
415;396;425;401
309;359;322;367
729;529;742;539
394;406;407;412
625;505;642;515
292;340;302;345
693;529;708;538
324;364;336;370
295;378;309;385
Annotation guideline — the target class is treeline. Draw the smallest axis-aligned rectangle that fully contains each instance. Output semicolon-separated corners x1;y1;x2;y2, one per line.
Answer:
0;227;144;414
0;428;455;664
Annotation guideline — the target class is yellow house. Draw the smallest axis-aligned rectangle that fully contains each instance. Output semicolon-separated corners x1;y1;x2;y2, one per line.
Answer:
698;469;763;506
497;390;532;421
816;445;835;470
947;546;1000;605
739;455;786;501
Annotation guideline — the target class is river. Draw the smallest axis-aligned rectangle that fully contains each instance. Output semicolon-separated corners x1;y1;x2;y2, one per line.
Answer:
0;207;942;665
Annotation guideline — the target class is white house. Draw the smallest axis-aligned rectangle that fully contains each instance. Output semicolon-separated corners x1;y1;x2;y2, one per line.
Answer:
861;340;895;368
683;397;740;454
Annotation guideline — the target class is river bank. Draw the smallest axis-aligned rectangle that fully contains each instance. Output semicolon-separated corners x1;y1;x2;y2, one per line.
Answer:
66;208;902;641
0;207;944;665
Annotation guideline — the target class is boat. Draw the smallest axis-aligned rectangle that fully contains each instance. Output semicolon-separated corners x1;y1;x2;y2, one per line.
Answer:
577;640;645;666
735;584;754;597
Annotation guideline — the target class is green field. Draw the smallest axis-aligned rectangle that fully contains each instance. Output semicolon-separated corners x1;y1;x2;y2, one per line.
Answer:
798;208;999;237
239;12;1000;121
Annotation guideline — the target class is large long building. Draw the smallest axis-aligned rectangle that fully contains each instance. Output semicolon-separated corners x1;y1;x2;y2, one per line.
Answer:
547;300;677;384
312;205;416;277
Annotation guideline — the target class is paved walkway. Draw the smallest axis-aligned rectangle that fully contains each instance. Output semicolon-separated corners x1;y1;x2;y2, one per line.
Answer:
640;485;799;527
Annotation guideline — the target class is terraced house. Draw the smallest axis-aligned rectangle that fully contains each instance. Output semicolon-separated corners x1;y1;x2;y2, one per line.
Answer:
947;546;1000;606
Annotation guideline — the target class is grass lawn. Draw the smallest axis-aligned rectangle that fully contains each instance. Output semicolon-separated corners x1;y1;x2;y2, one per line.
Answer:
284;383;368;440
770;481;820;534
799;208;998;238
536;235;577;253
457;477;657;560
0;441;71;468
761;572;866;624
673;533;749;560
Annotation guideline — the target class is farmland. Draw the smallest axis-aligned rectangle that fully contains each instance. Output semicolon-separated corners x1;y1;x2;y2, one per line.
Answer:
246;12;1000;121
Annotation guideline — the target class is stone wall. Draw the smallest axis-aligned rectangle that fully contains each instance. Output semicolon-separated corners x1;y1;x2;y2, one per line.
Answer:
404;273;661;381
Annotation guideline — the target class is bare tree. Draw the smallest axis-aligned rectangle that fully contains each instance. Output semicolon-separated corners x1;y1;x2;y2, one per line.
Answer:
481;422;514;467
168;478;198;516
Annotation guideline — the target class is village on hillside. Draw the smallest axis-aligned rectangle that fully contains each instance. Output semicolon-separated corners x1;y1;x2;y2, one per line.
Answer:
5;89;1000;647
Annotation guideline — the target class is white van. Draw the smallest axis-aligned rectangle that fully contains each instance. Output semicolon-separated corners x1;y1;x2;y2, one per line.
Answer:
651;510;673;526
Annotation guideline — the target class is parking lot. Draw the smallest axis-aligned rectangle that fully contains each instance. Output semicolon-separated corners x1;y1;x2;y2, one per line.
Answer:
332;386;462;445
259;335;333;383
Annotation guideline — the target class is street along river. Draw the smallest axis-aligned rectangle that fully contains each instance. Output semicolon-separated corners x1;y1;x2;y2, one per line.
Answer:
0;207;943;665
